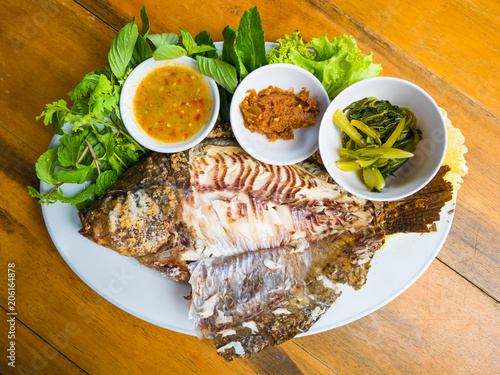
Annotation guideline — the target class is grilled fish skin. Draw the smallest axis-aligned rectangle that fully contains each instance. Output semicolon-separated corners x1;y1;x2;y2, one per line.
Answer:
188;227;384;360
79;144;382;280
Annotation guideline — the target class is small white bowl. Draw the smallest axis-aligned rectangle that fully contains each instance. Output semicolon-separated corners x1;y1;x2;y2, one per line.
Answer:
230;63;330;165
318;77;447;202
120;56;219;153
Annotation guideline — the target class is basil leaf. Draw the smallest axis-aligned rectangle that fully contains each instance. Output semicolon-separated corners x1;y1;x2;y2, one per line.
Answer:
153;44;187;60
222;26;248;79
190;45;216;56
140;5;150;37
95;131;116;160
194;31;217;58
196;56;237;93
108;21;139;79
148;33;179;49
35;147;59;185
130;35;153;68
235;6;267;72
178;27;197;54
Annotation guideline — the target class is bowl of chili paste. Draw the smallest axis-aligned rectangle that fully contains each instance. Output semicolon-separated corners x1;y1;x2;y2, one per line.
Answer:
230;63;330;165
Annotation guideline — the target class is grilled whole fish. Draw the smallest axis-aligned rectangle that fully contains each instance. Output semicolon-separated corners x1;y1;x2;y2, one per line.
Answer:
78;125;453;359
79;144;377;278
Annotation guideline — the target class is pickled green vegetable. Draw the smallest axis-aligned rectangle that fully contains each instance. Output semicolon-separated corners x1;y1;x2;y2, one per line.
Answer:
332;109;366;148
333;97;421;192
363;167;386;192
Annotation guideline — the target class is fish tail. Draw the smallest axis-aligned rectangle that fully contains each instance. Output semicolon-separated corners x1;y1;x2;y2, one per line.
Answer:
374;166;453;235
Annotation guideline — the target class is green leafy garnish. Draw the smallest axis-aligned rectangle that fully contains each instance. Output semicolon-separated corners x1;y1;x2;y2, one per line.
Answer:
234;6;267;72
29;8;152;207
147;33;179;48
108;20;139;79
153;44;187;60
196;56;238;93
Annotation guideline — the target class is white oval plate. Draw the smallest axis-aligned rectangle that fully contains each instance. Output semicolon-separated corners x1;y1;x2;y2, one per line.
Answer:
40;42;454;337
41;135;454;337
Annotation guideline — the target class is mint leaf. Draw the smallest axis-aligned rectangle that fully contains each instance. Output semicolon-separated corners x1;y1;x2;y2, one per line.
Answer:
53;165;94;184
108;20;139;79
235;7;267;72
153;44;187;60
58;132;84;167
95;170;118;196
95;130;116;160
35;147;59;185
148;33;179;49
196;56;238;93
108;155;125;175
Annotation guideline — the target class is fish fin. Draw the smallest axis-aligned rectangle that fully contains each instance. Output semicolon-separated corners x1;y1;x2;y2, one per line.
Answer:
374;165;453;235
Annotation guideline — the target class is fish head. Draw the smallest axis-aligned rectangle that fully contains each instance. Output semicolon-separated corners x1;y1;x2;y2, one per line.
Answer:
78;152;191;257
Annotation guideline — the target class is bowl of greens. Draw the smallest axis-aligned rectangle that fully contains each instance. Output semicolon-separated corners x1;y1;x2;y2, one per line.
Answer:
319;77;447;201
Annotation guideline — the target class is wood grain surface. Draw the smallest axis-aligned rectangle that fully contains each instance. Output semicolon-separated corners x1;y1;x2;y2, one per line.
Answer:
0;0;498;374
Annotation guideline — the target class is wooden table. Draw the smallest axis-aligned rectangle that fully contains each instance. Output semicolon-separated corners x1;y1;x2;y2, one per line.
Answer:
1;0;499;374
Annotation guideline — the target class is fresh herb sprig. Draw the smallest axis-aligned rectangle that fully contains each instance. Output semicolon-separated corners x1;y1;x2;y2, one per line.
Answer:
29;7;156;208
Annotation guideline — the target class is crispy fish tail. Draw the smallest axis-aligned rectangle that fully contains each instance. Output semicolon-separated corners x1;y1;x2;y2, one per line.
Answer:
374;166;453;235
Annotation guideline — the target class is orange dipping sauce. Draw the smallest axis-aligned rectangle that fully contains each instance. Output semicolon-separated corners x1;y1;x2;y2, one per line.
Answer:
133;65;212;143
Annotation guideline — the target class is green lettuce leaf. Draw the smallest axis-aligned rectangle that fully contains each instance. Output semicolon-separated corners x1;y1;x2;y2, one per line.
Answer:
267;32;382;99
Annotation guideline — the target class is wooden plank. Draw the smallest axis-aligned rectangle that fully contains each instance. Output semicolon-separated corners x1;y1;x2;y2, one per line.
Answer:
309;0;500;117
0;0;116;155
292;260;500;374
1;0;498;373
75;0;500;299
0;312;86;375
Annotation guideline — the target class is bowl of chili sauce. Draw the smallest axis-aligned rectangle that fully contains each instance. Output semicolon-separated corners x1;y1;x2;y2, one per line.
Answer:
121;56;219;153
